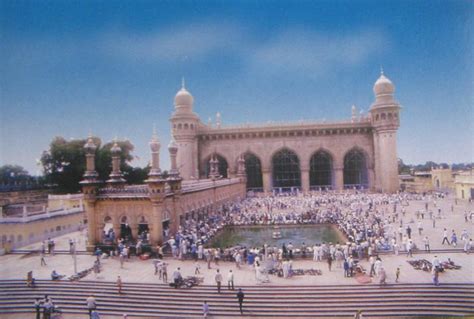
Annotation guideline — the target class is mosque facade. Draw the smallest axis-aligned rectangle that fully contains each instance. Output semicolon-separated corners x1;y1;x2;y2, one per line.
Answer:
171;72;401;193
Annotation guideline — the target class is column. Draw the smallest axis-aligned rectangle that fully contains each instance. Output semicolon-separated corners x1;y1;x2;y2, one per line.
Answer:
368;167;375;191
150;203;164;245
262;169;272;194
86;201;96;251
334;166;344;191
301;168;310;193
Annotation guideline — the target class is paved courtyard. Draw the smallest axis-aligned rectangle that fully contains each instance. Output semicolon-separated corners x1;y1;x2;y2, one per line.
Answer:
1;194;473;288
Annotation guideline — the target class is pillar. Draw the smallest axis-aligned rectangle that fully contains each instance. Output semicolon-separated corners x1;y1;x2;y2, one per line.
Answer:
262;169;272;193
86;201;97;251
301;168;310;193
334;166;344;191
150;203;164;245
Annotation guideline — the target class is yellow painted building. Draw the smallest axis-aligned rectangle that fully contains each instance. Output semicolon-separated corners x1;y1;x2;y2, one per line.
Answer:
454;169;474;200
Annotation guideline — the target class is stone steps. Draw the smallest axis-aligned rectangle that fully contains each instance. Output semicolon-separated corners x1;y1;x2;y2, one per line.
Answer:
0;280;472;318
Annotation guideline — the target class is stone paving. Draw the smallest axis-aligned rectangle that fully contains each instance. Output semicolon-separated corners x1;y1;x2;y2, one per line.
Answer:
0;195;473;319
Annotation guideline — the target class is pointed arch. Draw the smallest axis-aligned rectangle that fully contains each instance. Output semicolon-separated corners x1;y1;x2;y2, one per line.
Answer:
272;148;301;188
203;153;229;178
242;152;263;190
343;147;368;188
309;150;333;188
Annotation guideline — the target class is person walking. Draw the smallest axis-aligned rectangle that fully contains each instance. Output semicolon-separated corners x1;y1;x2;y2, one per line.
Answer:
354;310;364;319
237;288;245;314
34;298;41;319
162;262;168;283
432;267;439;286
202;301;209;318
395;267;400;283
423;236;430;253
227;269;234;290
442;228;450;245
86;295;97;319
215;269;223;293
327;255;332;272
117;275;123;294
40;251;47;266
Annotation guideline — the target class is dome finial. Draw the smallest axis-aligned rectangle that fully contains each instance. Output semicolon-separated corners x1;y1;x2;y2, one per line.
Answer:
152;123;157;137
181;77;185;89
380;65;384;75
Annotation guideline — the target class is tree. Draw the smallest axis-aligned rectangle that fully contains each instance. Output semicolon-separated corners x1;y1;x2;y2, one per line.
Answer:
40;137;147;193
0;165;31;184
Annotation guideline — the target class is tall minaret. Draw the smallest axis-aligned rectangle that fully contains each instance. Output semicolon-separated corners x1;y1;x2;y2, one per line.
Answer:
106;140;126;187
370;69;401;193
169;79;200;180
80;134;101;252
148;127;162;180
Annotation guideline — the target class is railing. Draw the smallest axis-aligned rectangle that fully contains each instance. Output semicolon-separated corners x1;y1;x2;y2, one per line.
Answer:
0;206;84;224
181;178;242;194
309;185;333;191
202;117;371;131
48;194;84;200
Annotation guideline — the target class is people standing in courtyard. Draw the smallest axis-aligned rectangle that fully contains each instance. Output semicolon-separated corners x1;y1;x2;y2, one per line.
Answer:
395;267;400;282
237;288;245;314
432;267;439;286
379;267;387;285
215;269;223;293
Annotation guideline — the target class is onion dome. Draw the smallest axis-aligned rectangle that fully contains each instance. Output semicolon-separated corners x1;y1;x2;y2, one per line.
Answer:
373;69;395;96
83;135;97;154
111;142;121;155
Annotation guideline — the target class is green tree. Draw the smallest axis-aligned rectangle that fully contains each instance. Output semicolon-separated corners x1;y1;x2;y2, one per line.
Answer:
40;137;147;193
0;165;31;184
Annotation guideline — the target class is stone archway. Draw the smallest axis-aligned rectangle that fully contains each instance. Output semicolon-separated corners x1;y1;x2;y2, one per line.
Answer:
204;154;229;178
272;148;301;188
343;148;368;188
309;150;333;189
243;152;263;190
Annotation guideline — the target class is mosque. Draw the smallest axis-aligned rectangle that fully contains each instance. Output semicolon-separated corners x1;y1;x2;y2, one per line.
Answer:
80;71;401;249
171;70;401;193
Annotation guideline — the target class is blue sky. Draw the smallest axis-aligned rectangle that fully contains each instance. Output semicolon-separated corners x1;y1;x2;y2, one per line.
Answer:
1;0;472;175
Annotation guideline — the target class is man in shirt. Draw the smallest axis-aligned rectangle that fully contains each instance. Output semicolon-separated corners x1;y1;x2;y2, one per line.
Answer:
86;295;96;318
172;267;182;288
237;288;245;314
227;269;234;290
215;269;223;293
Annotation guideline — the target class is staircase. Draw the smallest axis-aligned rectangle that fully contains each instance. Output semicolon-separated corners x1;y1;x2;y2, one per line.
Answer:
0;280;472;318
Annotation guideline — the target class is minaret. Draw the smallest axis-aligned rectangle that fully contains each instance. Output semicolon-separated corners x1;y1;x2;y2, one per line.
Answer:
148;127;162;180
80;134;102;252
106;140;126;187
167;138;182;192
216;112;221;128
146;130;167;246
370;69;401;193
169;79;200;180
351;105;357;123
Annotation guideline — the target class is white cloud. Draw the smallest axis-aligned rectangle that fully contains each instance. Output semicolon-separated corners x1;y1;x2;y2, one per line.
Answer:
100;23;246;62
249;29;389;76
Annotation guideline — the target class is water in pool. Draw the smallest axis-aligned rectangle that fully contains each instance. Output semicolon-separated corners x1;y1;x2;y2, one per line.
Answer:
208;225;346;248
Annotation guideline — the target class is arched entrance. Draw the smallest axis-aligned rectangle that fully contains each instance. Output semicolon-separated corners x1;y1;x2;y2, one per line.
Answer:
310;151;333;189
343;149;368;188
272;148;301;188
138;216;149;241
102;216;115;243
244;152;263;190
120;216;132;241
204;154;229;178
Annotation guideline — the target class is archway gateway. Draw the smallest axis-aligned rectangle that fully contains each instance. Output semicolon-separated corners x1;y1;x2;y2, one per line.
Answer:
272;149;301;188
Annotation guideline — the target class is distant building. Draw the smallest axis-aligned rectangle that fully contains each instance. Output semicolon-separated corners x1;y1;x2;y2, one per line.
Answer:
454;169;474;200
